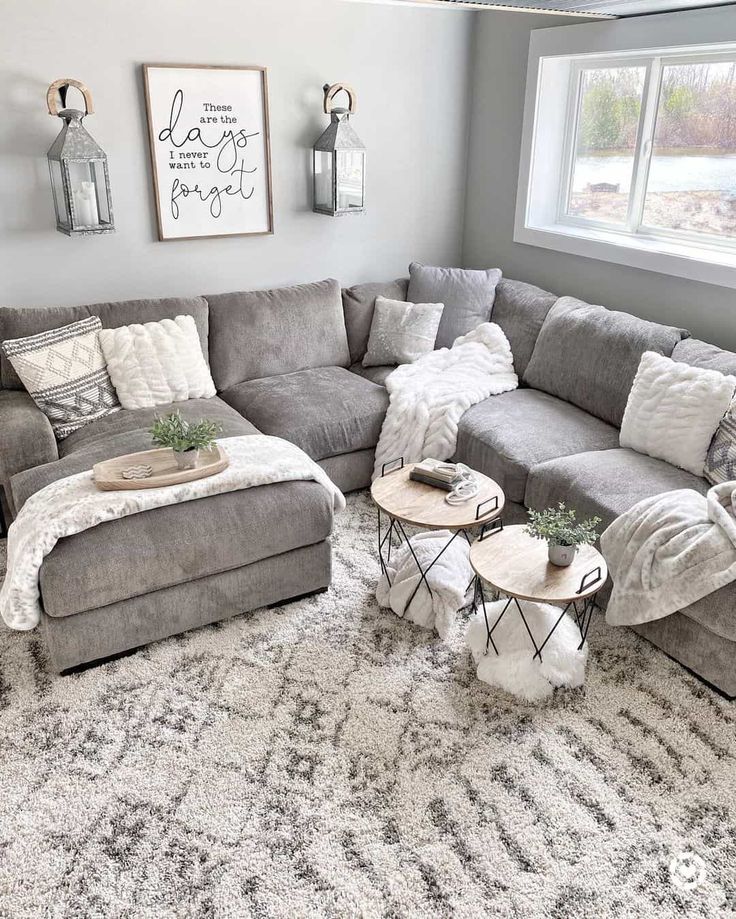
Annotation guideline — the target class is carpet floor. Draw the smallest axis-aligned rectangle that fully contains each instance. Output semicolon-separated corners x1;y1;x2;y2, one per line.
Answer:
0;491;734;918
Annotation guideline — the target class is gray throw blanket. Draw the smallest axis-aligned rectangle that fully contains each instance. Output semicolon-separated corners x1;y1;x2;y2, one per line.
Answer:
601;481;736;626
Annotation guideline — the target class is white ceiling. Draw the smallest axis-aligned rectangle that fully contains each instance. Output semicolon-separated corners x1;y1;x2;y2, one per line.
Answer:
363;0;736;19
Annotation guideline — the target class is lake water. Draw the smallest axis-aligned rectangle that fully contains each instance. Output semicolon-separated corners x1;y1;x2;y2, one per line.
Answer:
573;154;736;195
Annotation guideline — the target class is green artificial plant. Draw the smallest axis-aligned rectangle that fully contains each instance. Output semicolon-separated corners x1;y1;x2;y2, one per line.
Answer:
524;502;601;548
149;411;222;453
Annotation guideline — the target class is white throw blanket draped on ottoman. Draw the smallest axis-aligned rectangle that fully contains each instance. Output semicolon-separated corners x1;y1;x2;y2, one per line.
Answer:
601;480;736;627
0;435;345;632
372;323;518;478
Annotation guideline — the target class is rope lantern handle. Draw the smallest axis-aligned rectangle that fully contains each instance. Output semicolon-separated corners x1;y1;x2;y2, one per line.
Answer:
323;82;357;116
47;79;94;117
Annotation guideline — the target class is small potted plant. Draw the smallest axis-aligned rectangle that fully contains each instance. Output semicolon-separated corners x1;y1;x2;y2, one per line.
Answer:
524;503;601;567
150;411;222;470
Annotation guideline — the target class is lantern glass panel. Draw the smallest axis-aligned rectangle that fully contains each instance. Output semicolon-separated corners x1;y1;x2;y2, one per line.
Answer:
314;151;334;211
68;160;102;228
91;160;111;224
49;159;69;228
336;151;364;211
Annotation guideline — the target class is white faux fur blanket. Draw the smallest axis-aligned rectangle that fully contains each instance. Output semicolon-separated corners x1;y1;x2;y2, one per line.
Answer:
466;601;588;702
0;435;345;632
372;323;518;478
376;529;473;638
601;481;736;626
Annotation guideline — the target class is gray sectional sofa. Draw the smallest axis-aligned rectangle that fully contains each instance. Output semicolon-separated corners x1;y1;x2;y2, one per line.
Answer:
0;273;734;697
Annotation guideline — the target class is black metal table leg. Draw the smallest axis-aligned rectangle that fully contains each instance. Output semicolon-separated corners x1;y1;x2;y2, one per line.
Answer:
376;511;488;618
481;591;600;662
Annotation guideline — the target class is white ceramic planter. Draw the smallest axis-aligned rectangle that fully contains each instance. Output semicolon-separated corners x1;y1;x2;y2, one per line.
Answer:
173;448;200;470
548;542;577;567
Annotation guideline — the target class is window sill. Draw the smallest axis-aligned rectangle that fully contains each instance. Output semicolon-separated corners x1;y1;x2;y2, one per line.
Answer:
514;221;736;290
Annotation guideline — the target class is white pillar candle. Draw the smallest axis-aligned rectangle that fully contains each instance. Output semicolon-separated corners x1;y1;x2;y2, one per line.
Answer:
72;181;100;227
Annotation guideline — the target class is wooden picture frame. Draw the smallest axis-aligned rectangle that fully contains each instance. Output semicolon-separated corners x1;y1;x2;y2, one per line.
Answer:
143;64;273;241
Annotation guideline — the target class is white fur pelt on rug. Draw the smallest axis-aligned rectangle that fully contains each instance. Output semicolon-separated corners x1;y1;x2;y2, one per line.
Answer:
376;530;473;638
372;323;517;478
466;600;588;702
0;435;344;632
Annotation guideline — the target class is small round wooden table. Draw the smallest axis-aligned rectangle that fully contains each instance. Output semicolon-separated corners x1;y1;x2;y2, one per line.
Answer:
469;525;607;660
370;460;505;609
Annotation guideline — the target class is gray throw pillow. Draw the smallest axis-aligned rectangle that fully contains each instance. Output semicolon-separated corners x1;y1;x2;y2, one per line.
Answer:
362;297;444;368
407;263;502;349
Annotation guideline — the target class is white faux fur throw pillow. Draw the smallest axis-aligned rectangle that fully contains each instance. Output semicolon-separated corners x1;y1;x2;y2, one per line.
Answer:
620;351;736;476
99;315;216;410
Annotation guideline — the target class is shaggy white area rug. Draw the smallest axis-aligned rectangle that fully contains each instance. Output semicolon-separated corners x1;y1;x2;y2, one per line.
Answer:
0;492;734;918
466;600;588;702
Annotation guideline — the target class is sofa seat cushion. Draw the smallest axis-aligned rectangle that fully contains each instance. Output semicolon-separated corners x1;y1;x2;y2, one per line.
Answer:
11;397;258;512
349;362;395;387
675;582;736;644
221;367;388;461
39;480;334;618
453;389;620;503
60;396;254;457
525;448;708;531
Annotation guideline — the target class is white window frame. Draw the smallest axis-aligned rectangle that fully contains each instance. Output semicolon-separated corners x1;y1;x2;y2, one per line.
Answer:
514;8;736;290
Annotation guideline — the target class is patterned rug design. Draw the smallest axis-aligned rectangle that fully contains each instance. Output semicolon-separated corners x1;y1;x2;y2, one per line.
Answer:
0;492;734;918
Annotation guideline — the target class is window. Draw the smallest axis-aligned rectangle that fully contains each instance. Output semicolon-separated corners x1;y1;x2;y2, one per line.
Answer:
567;65;647;227
561;55;736;243
516;35;736;289
644;61;736;239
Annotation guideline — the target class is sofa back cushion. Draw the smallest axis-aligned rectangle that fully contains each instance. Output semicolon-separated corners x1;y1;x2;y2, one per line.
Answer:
492;278;558;378
523;296;688;427
0;296;209;391
672;337;736;376
342;278;409;365
207;278;349;391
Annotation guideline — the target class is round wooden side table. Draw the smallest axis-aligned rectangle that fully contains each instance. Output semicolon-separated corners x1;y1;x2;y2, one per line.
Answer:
370;459;505;610
469;525;607;661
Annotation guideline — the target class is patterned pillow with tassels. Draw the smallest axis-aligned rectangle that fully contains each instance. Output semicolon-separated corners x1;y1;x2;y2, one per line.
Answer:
705;403;736;485
2;315;120;439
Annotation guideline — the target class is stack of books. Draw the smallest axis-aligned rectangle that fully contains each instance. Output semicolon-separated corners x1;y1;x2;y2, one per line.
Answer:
409;459;461;491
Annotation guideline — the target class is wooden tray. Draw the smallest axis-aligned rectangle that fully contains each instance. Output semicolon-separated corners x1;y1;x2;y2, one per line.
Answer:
93;445;229;491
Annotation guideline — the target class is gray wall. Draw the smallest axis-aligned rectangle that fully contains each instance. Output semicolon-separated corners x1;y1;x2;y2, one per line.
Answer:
462;10;736;350
0;0;473;307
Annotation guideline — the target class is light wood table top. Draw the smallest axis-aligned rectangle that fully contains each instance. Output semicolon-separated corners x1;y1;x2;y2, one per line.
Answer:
370;463;504;531
469;525;607;603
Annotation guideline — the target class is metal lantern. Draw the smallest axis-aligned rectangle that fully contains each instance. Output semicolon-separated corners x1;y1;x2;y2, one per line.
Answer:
313;83;365;217
46;79;114;236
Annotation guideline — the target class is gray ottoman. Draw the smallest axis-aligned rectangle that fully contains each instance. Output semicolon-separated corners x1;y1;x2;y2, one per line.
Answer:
12;477;334;672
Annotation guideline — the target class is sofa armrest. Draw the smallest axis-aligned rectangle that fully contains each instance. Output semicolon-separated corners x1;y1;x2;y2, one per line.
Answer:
0;390;58;493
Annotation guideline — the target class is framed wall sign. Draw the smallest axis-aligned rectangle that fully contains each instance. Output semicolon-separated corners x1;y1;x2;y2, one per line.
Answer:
143;64;273;241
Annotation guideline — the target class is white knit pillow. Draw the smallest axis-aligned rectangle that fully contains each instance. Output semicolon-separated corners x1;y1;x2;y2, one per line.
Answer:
99;315;216;410
620;351;736;476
